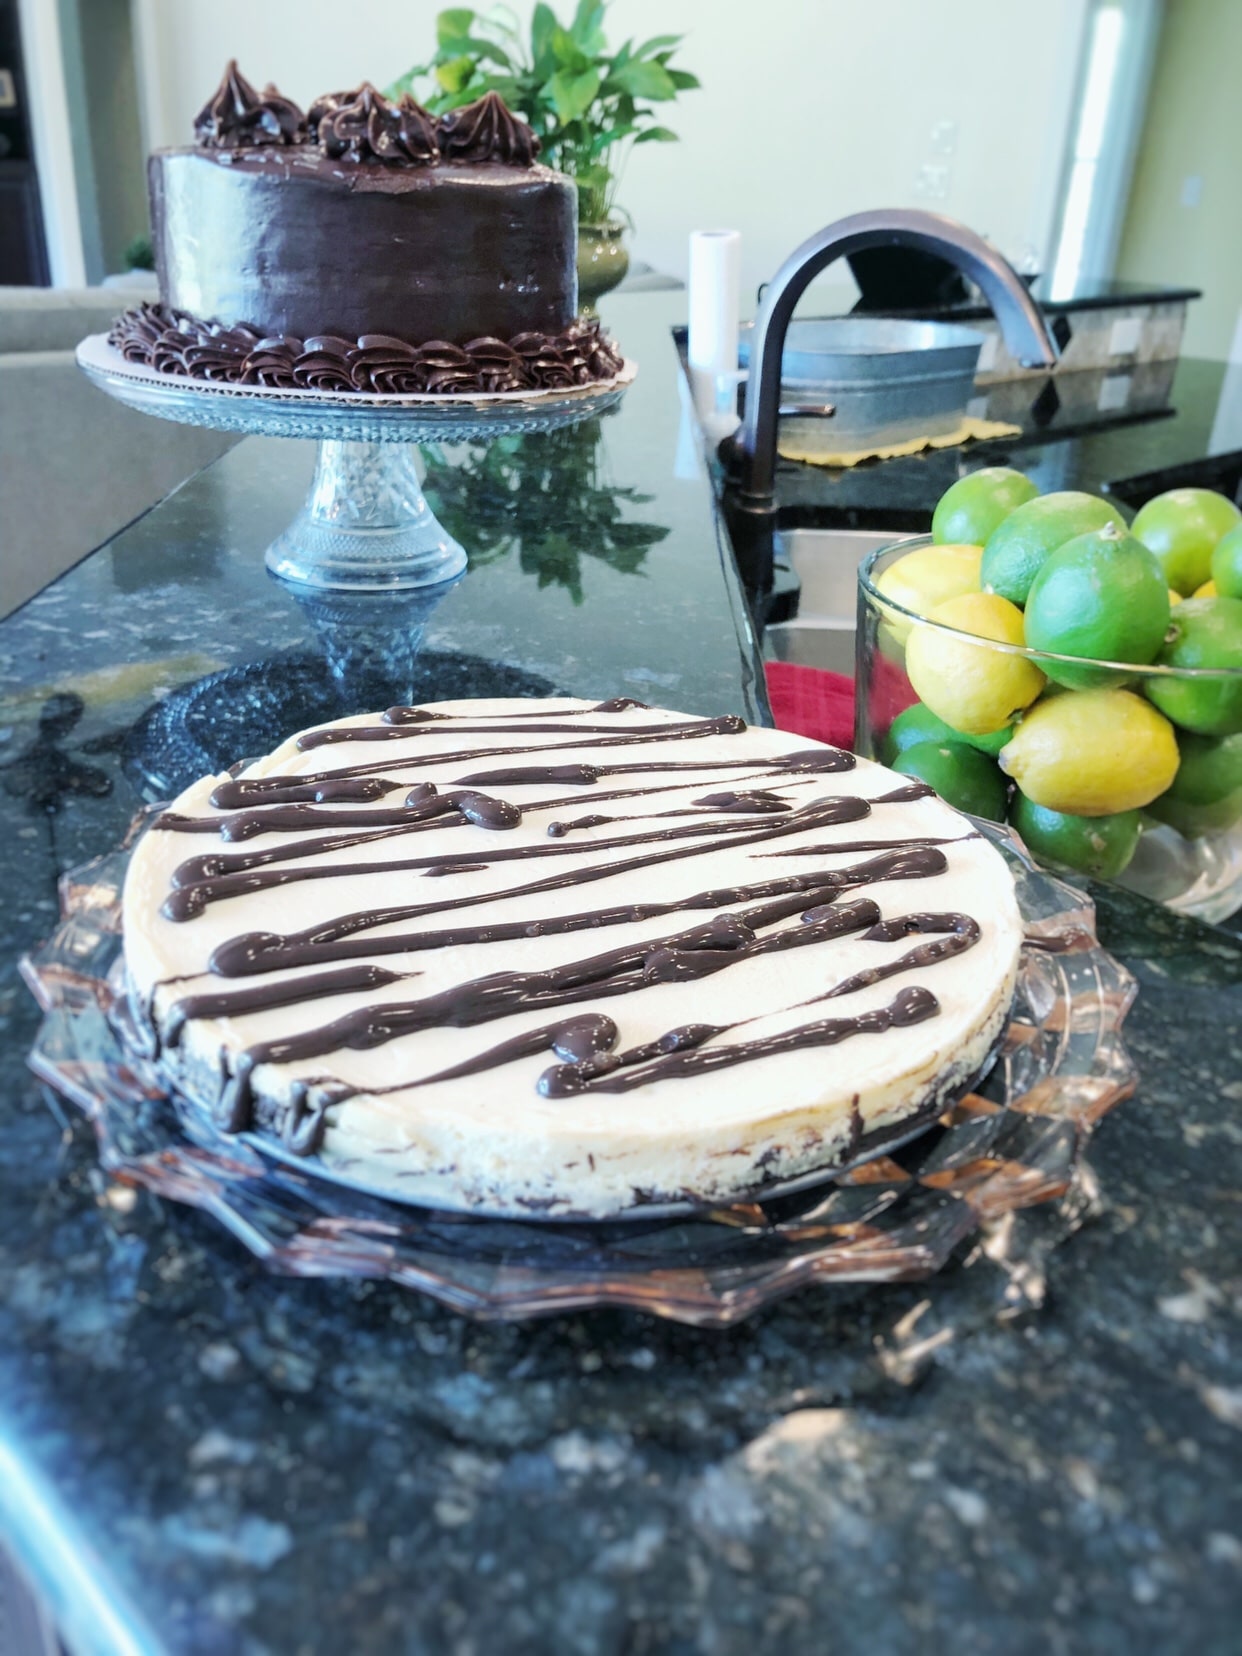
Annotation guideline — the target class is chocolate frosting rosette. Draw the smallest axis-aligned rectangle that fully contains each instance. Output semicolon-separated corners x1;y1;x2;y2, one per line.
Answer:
308;84;438;165
241;338;304;389
346;337;426;395
438;91;541;165
463;337;532;394
194;60;307;149
290;338;357;392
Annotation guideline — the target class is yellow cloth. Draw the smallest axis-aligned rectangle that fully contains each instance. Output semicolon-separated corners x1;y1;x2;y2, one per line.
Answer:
778;413;1022;469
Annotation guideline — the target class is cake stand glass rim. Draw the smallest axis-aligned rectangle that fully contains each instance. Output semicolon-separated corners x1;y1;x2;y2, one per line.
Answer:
74;333;637;441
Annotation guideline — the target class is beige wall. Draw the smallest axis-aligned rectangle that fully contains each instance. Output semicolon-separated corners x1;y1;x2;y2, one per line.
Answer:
1117;0;1242;360
132;0;1088;307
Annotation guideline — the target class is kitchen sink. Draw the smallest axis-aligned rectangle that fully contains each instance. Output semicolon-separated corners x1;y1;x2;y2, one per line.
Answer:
763;527;898;675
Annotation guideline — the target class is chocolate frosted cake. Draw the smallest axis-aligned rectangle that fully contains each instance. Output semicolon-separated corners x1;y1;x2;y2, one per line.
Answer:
109;62;623;395
122;698;1023;1218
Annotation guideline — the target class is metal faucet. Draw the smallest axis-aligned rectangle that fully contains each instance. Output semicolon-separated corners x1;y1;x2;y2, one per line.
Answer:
724;208;1059;515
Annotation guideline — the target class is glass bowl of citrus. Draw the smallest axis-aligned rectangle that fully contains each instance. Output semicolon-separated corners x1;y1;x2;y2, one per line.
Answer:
854;470;1242;924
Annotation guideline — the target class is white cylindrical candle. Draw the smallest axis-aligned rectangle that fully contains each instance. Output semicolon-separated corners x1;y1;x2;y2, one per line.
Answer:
687;228;741;421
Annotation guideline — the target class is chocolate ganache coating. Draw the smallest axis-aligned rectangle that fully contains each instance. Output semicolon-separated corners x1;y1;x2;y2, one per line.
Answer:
149;68;578;348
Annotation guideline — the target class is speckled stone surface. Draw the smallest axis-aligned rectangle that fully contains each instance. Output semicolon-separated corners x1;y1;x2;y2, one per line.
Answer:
1;296;1241;1655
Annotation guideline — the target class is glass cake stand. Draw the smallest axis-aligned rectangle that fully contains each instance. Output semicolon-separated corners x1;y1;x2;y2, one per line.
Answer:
21;815;1138;1326
75;334;636;591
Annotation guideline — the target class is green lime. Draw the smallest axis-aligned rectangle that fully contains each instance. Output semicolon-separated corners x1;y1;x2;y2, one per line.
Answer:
932;467;1038;547
1210;524;1242;599
1010;793;1142;878
981;492;1127;606
1131;488;1242;597
1146;731;1242;837
892;741;1008;821
881;701;1014;761
1144;597;1242;735
1022;524;1171;688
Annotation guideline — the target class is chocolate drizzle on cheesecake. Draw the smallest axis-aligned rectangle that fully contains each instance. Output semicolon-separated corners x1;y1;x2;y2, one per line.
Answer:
124;701;1005;1164
537;986;941;1097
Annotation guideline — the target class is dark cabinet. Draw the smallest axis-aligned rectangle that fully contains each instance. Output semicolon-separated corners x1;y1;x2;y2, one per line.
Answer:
0;159;49;284
0;0;50;284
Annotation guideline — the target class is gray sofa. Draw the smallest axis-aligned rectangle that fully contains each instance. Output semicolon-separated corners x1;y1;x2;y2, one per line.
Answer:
0;283;237;618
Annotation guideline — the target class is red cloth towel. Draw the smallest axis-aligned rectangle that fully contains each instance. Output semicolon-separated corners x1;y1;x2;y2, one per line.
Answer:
764;661;856;749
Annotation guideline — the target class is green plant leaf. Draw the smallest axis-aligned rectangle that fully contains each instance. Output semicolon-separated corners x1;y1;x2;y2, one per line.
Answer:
550;25;588;70
570;1;606;46
383;70;420;99
435;54;478;93
666;68;701;90
634;124;678;143
546;66;601;122
530;2;558;72
459;35;518;68
574;160;611;188
436;7;476;46
590;123;633;153
486;3;526;53
612;59;677;100
632;33;684;58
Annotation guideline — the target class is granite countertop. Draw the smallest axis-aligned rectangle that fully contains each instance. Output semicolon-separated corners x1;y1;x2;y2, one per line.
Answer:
1;293;1240;1655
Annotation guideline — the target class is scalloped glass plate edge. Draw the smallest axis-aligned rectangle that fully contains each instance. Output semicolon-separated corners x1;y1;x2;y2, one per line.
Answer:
20;814;1140;1326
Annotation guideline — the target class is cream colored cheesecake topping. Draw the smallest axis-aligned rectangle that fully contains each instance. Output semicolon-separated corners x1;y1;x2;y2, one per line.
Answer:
121;698;1023;1216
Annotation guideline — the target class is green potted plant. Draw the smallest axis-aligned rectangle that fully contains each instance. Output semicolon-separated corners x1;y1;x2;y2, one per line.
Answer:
388;2;699;307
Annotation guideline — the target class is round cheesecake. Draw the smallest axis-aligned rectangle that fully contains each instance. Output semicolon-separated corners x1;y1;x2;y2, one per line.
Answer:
121;698;1024;1217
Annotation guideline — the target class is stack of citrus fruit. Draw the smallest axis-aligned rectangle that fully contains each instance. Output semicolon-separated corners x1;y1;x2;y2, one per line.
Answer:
870;467;1242;879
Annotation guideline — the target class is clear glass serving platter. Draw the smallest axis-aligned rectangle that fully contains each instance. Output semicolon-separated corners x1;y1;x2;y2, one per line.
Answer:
21;815;1137;1326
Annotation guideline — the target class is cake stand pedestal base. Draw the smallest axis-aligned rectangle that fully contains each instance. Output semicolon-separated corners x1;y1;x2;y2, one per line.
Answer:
74;335;635;593
265;440;467;590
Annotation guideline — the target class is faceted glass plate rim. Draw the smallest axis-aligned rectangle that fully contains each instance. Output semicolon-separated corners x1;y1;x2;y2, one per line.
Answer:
75;334;637;442
20;813;1140;1325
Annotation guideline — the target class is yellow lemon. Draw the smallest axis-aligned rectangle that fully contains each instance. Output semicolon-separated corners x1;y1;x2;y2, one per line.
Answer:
1169;589;1183;606
1193;578;1218;599
905;592;1045;736
874;544;983;643
999;688;1179;815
